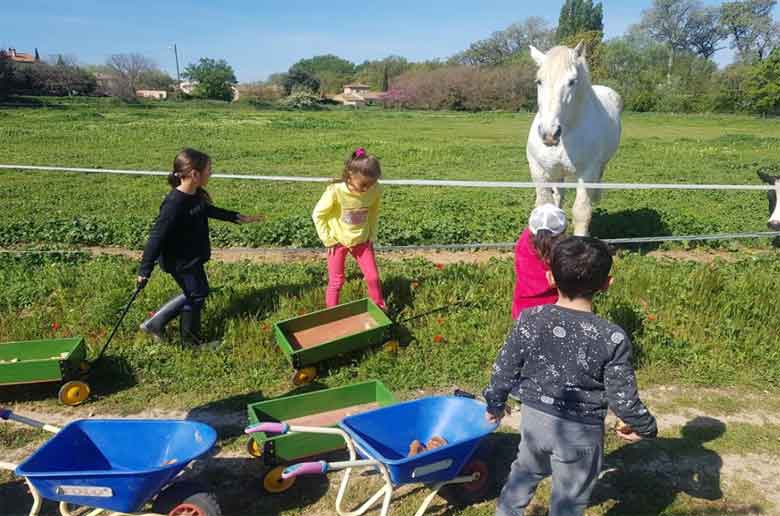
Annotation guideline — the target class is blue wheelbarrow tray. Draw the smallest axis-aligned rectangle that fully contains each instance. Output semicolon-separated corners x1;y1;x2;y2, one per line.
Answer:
339;395;497;485
15;419;217;513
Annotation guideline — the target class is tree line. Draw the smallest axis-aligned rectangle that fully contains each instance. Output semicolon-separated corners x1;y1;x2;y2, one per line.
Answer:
1;0;778;114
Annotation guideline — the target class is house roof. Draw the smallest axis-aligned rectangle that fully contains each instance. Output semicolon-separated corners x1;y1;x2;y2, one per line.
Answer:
344;83;370;89
0;49;36;63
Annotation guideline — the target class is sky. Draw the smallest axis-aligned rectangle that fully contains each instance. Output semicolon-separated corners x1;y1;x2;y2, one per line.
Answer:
1;1;776;82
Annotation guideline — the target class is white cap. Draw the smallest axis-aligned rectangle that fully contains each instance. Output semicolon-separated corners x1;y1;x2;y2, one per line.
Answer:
528;204;567;236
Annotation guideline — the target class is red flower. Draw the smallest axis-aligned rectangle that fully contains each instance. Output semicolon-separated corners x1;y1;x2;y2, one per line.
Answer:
410;281;420;290
647;314;657;322
433;335;444;343
51;322;60;330
148;311;156;318
436;318;444;325
260;323;269;331
434;263;444;270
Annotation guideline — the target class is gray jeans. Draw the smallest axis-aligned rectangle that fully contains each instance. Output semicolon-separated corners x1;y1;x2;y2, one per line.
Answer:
496;405;604;516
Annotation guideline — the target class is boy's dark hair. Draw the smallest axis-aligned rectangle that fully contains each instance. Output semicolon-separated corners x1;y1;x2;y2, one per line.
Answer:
550;236;613;299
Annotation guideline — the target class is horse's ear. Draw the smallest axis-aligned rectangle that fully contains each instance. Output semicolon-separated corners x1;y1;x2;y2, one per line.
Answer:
574;40;586;58
530;45;546;67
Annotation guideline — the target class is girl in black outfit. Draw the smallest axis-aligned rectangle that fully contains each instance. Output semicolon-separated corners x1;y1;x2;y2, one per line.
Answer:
137;148;261;345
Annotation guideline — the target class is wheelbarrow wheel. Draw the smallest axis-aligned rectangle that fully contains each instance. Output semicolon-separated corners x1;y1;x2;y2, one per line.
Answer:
58;380;90;406
152;481;222;516
383;340;400;354
439;458;491;506
263;465;296;494
291;366;317;386
246;438;263;458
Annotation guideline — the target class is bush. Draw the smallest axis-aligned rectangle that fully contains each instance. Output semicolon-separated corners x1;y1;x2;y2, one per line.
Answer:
277;90;324;110
743;50;780;116
387;62;536;111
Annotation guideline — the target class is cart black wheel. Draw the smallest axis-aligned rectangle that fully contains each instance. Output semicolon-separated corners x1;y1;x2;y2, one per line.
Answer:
152;481;222;516
439;458;491;506
263;465;296;494
246;438;263;458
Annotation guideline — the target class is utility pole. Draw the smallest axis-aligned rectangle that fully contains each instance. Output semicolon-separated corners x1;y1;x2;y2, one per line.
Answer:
172;44;181;99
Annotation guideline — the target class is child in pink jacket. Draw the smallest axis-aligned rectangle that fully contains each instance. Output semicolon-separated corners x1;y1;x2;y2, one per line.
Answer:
512;204;567;319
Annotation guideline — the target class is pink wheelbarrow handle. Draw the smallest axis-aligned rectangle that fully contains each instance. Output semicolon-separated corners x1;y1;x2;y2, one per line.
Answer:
282;461;329;479
245;422;289;435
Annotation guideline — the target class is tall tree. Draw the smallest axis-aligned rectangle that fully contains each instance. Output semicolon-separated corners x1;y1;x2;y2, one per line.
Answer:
744;48;780;113
687;6;727;59
557;0;604;42
288;54;355;94
183;58;237;101
720;0;779;62
452;17;556;66
640;0;699;83
106;53;156;98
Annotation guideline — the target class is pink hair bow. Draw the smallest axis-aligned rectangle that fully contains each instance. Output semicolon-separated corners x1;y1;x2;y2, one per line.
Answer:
355;147;366;158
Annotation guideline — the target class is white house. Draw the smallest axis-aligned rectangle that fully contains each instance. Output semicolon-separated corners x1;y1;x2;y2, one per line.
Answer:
332;83;385;107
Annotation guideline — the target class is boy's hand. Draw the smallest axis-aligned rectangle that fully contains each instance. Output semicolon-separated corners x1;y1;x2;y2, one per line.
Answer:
615;420;642;443
238;214;264;224
485;411;502;424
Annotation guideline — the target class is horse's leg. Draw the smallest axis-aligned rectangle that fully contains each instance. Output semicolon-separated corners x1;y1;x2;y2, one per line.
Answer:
529;158;555;207
572;165;604;236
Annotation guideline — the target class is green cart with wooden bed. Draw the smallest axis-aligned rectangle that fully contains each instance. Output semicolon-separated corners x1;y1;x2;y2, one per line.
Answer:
273;298;395;386
0;337;92;406
245;379;396;493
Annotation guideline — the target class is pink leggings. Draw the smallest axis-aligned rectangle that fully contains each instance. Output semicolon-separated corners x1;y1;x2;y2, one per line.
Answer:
326;242;385;309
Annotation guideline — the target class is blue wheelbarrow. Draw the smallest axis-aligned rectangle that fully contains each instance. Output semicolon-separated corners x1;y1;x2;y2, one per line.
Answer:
245;393;498;516
0;408;221;516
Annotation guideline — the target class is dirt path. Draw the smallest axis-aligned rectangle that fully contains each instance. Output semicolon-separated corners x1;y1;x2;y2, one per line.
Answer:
6;245;776;266
3;385;779;513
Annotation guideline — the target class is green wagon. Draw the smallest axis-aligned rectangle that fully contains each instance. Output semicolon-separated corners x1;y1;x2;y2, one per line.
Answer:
245;379;396;493
0;337;91;406
0;285;142;406
273;298;394;385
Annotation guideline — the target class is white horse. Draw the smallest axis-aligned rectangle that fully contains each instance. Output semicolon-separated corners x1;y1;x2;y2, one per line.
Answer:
526;42;622;236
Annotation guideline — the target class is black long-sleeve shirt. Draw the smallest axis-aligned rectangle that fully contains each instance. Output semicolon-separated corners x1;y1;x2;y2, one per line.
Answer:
139;189;239;278
484;304;658;437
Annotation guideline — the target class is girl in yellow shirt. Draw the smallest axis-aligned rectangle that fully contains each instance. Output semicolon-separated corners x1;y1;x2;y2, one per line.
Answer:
312;148;386;309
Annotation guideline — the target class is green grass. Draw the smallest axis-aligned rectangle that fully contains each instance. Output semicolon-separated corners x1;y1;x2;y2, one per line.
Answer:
2;99;780;249
2;100;780;515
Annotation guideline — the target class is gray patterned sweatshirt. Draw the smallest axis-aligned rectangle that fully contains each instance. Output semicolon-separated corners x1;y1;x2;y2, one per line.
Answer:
484;304;657;437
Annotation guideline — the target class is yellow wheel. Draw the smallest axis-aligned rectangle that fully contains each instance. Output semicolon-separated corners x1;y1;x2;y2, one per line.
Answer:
291;367;317;386
383;340;400;353
58;380;90;406
247;438;264;458
78;361;91;374
263;465;295;494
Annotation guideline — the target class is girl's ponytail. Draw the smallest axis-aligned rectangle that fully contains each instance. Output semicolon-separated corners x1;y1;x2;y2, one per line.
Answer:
171;148;213;203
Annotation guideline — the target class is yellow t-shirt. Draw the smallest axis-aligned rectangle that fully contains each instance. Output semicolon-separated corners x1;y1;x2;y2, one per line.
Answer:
312;182;381;248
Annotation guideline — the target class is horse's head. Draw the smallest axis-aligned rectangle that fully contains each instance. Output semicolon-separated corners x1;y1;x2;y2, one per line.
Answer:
758;170;780;230
530;42;590;147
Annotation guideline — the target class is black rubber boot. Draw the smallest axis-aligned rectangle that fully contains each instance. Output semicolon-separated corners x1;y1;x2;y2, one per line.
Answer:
179;308;202;346
139;294;188;341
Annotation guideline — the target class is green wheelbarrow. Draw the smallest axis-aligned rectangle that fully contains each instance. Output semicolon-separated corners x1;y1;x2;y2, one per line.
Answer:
0;286;142;406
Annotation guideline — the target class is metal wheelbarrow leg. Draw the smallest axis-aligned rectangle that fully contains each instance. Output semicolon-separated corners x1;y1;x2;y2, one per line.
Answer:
245;421;481;516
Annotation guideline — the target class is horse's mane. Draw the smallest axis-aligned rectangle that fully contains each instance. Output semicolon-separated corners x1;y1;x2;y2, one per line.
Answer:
538;46;591;87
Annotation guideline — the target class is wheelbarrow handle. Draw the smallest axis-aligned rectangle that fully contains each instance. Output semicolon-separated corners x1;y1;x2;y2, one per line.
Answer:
282;460;329;479
0;408;60;433
245;422;289;435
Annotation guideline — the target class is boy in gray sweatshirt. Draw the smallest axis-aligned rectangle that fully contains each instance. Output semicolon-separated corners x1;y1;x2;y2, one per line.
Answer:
484;236;657;516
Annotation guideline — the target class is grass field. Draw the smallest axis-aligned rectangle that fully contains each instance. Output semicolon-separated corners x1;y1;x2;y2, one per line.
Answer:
2;98;780;249
1;99;779;515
